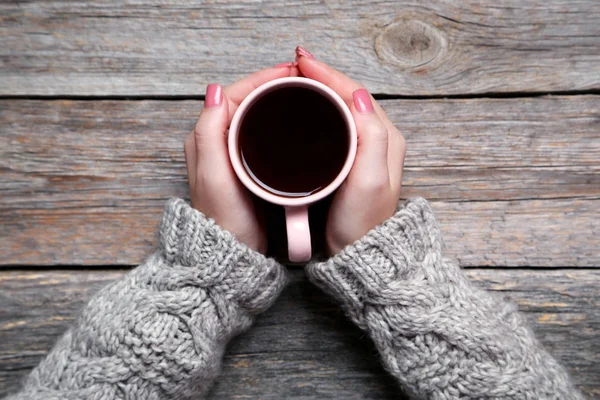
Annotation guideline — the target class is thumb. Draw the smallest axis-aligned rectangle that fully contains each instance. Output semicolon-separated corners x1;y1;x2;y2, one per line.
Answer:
194;84;232;181
350;88;390;185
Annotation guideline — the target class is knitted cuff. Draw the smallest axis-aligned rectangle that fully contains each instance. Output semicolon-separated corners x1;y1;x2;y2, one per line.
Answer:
306;198;443;313
159;198;287;314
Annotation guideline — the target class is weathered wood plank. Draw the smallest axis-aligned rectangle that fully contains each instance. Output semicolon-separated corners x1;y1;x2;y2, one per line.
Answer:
1;97;598;266
1;1;599;96
0;269;598;398
1;198;598;267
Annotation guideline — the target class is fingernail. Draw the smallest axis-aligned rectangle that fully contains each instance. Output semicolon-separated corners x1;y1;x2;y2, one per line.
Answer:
273;62;295;68
205;84;223;108
353;89;374;113
295;46;316;60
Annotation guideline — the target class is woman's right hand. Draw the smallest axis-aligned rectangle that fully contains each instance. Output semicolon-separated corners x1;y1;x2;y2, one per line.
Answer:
296;48;407;255
184;65;299;253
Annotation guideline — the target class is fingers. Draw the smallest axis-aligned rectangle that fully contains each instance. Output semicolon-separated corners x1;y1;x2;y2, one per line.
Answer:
193;84;232;187
296;55;396;132
192;62;299;185
350;88;390;189
223;66;296;117
297;57;362;103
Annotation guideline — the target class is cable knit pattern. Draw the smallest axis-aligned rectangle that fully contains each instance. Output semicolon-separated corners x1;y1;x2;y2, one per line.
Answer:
306;198;584;400
8;198;287;400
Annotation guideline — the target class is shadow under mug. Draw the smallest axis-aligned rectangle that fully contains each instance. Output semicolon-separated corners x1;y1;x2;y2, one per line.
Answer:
228;77;357;262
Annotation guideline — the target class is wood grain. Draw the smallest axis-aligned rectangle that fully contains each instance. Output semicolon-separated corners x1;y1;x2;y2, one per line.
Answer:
1;97;598;266
1;1;599;96
1;2;597;400
0;269;598;398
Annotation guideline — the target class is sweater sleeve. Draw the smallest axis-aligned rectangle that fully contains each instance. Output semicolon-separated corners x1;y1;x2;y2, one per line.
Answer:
306;198;583;400
8;198;287;400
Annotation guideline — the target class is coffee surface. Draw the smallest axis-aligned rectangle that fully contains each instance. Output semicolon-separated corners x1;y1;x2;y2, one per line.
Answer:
239;87;348;197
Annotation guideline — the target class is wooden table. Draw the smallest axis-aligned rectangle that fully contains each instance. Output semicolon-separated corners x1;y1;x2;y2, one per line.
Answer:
1;1;598;398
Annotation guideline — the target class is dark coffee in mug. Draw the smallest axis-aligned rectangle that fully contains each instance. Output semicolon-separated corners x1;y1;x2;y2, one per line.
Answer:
238;87;349;198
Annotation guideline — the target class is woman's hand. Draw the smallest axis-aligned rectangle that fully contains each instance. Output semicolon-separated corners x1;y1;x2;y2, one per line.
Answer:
184;65;299;253
296;49;406;255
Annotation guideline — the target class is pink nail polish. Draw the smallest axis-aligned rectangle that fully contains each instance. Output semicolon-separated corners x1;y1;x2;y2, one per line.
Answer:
353;89;374;113
273;62;295;68
205;84;222;108
295;46;316;60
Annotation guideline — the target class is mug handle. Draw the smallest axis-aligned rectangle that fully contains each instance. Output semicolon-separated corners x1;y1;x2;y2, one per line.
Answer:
284;205;311;262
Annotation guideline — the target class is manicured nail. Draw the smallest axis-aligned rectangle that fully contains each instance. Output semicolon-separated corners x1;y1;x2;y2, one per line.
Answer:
205;84;222;108
273;62;295;68
353;89;374;113
295;46;315;60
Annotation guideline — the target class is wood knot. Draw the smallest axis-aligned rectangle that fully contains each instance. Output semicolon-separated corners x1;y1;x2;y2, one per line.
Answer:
375;19;447;69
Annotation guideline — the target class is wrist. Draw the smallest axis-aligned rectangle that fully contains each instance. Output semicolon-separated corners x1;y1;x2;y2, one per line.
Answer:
160;198;287;314
309;198;443;310
326;203;398;256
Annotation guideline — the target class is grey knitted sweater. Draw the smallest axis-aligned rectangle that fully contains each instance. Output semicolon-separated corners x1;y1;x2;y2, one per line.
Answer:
307;198;583;400
7;198;582;399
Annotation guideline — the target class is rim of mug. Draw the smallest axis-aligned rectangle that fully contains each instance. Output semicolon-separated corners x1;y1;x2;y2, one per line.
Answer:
228;77;357;207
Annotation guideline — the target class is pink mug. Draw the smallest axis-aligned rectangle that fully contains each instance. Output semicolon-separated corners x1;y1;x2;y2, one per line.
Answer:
228;77;357;262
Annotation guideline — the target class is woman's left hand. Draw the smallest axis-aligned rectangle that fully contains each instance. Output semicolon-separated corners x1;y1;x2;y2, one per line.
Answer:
295;50;406;255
